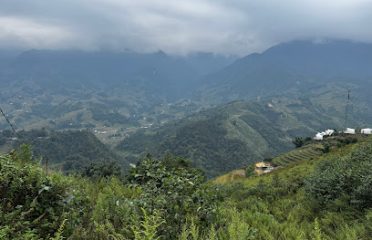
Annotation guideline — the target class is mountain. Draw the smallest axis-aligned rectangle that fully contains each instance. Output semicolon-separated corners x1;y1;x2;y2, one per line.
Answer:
116;86;369;177
3;49;234;100
197;40;372;105
0;50;234;144
2;40;372;177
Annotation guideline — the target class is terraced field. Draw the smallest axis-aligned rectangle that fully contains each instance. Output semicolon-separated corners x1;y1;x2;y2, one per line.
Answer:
272;144;324;166
213;169;246;184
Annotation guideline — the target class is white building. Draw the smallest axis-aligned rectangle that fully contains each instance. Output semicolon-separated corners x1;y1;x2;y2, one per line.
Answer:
344;128;356;134
314;129;334;141
361;128;372;135
324;129;335;136
314;132;325;141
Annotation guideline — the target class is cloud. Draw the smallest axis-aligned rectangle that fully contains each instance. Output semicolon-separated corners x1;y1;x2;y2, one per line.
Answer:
0;16;78;49
0;0;371;55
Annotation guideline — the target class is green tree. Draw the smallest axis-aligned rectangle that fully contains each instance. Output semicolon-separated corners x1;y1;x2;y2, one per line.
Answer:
292;137;304;148
128;155;220;239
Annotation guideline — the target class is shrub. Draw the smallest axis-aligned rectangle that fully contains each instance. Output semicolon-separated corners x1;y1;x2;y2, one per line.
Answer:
292;137;304;148
305;144;372;210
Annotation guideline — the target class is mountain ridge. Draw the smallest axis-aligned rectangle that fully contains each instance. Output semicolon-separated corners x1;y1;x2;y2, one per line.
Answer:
196;40;372;104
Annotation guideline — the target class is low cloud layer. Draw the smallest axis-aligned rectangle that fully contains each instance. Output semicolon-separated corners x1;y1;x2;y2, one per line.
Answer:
0;0;371;55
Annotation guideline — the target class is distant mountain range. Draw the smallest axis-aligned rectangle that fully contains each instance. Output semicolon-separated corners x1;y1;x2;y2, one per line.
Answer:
197;40;372;104
1;40;372;176
1;49;235;100
0;50;234;135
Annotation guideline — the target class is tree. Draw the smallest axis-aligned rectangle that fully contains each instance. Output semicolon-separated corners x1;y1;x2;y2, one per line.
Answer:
127;155;220;239
292;137;304;148
82;161;123;180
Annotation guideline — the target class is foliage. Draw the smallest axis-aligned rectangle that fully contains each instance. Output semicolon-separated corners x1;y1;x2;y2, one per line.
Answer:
305;144;372;210
0;147;220;240
1;137;372;239
0;129;123;173
0;148;85;239
245;164;255;177
81;161;123;180
209;137;372;240
128;154;220;238
132;208;164;240
292;137;304;148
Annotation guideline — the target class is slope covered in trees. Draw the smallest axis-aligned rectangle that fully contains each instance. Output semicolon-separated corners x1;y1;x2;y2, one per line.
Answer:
0;129;123;173
116;95;364;177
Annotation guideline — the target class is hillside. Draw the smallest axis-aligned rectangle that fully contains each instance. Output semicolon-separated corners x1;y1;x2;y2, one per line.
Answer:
0;129;124;173
210;135;372;239
214;133;366;184
1;133;370;239
116;95;359;177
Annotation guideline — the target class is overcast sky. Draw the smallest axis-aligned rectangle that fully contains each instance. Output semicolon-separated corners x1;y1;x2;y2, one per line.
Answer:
0;0;371;55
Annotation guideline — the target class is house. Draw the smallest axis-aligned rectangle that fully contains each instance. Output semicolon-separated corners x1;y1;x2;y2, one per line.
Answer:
324;129;335;136
344;128;356;134
314;132;324;141
314;129;335;141
255;162;275;175
361;128;372;135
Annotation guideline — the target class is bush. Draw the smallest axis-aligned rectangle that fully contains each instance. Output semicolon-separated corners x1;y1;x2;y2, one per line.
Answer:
305;144;372;210
81;161;123;180
0;148;86;239
127;155;220;239
292;137;304;148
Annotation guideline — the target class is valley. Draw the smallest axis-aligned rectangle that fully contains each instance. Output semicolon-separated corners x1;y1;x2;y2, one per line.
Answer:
1;1;372;239
1;40;372;178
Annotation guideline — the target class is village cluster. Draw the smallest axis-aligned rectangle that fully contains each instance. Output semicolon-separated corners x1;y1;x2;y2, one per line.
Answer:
314;128;372;141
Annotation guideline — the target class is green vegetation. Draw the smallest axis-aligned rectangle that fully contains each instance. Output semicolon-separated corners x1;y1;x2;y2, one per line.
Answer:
292;137;305;148
268;135;365;167
117;99;354;177
1;37;372;239
0;129;125;173
211;137;372;239
1;136;371;239
0;148;219;240
271;144;323;166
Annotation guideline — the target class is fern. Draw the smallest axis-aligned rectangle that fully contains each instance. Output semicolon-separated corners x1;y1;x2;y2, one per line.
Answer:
312;218;322;240
178;225;189;240
50;219;67;240
132;208;164;240
226;208;257;240
189;219;200;240
207;225;217;240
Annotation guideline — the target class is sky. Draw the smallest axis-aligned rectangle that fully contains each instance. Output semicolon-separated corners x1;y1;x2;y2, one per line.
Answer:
0;0;372;56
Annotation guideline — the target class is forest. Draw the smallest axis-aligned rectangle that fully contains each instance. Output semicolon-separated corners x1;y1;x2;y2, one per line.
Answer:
0;129;123;173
